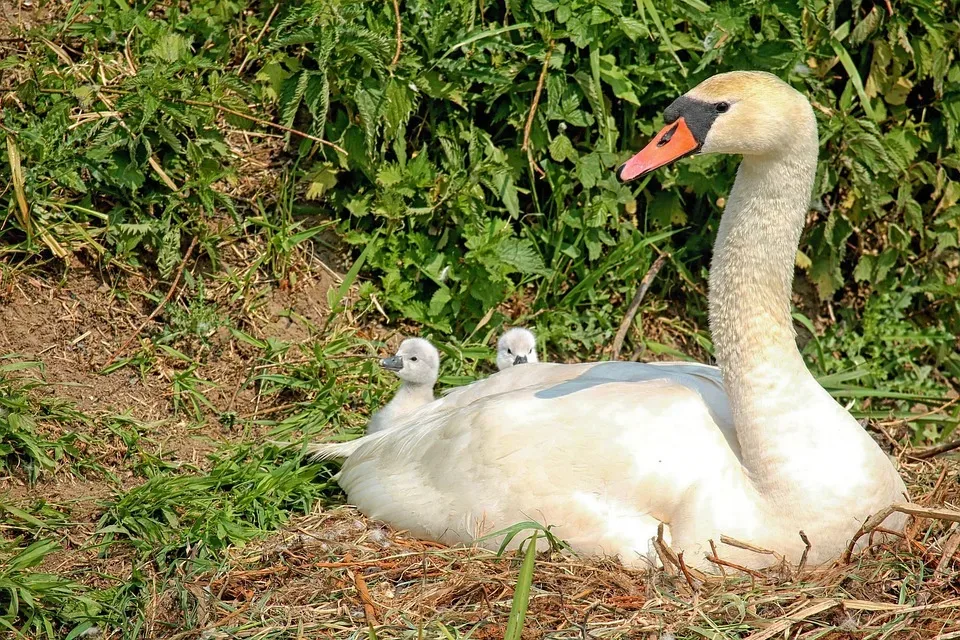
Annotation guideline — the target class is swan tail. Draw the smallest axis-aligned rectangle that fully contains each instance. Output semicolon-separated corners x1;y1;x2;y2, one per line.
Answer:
305;439;365;461
267;437;363;461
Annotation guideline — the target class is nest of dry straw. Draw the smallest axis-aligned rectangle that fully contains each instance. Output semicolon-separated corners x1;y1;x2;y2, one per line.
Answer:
177;455;960;639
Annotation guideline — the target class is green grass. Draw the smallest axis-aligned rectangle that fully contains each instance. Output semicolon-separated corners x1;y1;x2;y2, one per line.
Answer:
0;363;100;483
0;539;100;639
95;443;338;566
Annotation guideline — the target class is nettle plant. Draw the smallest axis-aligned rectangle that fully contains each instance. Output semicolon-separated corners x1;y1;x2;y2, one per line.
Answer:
259;0;959;430
1;0;249;272
1;0;958;435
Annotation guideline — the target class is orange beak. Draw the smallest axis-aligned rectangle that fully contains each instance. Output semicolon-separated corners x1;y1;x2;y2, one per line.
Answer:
617;117;699;182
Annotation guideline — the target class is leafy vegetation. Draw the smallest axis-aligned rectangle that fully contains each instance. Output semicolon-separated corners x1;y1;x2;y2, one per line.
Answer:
2;0;958;440
96;444;335;566
0;539;100;638
0;363;97;483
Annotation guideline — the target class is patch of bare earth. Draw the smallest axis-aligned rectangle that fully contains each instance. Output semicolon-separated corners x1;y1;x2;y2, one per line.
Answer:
0;252;342;570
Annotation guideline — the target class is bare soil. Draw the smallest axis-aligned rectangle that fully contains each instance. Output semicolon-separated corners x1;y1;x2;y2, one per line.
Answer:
0;253;342;537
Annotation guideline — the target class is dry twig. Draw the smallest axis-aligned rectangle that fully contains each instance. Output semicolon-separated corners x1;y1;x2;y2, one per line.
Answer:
184;99;347;155
391;0;403;67
612;254;668;360
844;502;960;563
676;551;700;596
742;599;839;640
521;42;554;178
797;530;811;573
238;3;280;74
910;437;960;460
344;553;380;627
705;554;766;579
652;523;679;575
708;539;725;577
719;534;785;563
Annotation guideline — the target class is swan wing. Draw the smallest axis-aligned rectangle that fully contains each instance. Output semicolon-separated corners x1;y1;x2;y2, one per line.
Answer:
337;367;747;566
310;361;733;461
438;361;732;444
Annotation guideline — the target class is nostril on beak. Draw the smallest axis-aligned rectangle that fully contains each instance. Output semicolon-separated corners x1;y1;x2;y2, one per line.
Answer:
514;355;527;366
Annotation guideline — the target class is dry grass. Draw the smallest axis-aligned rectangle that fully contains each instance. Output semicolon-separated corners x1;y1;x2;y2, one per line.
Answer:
161;455;960;640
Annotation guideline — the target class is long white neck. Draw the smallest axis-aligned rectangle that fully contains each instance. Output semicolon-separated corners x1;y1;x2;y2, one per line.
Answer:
707;123;847;489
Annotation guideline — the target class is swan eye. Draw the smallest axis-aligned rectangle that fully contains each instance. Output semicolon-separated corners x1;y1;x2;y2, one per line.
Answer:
410;356;418;362
715;101;730;113
506;349;512;355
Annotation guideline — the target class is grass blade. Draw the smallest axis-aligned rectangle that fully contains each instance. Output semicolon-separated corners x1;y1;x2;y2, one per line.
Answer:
6;136;32;240
330;228;381;309
503;530;537;640
436;23;532;66
636;0;686;74
830;40;877;120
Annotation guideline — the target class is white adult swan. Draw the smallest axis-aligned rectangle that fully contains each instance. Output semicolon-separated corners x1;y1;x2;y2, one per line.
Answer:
318;71;907;571
496;328;540;370
365;338;439;435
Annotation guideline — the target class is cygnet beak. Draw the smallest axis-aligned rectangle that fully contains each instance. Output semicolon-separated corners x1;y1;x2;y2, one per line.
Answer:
381;355;403;372
513;355;527;366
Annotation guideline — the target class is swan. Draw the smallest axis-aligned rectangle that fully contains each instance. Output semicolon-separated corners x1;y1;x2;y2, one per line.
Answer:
315;71;907;571
496;328;540;370
365;338;439;435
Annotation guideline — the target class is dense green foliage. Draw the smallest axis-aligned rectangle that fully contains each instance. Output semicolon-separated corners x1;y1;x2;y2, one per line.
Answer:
1;2;960;636
2;0;959;435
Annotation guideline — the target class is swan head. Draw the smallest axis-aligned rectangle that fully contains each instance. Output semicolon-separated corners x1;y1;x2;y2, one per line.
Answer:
380;338;439;387
496;328;539;371
617;71;816;181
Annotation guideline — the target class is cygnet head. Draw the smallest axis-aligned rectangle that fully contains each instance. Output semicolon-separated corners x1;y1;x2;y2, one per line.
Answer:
380;338;439;387
496;328;539;371
617;71;816;182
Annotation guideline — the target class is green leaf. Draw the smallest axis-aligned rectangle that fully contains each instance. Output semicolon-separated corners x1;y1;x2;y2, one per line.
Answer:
577;153;602;189
850;7;882;46
598;55;640;105
647;191;686;226
149;33;190;63
853;254;875;282
429;286;451;316
256;61;293;101
384;80;414;139
636;0;685;73
355;85;382;153
548;134;578;162
620;16;649;40
497;237;548;275
305;162;339;200
831;40;877;120
532;0;558;11
494;171;520;218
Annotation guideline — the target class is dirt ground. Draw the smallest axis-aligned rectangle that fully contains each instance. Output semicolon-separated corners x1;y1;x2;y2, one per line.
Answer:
0;251;342;532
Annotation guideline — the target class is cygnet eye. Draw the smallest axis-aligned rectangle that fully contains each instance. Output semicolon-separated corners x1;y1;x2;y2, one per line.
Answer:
506;349;512;355
410;356;418;362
